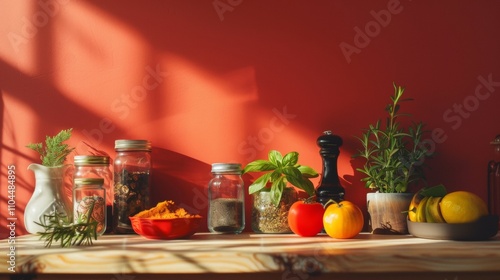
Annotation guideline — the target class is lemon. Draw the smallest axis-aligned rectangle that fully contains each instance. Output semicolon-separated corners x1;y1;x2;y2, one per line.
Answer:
439;191;488;223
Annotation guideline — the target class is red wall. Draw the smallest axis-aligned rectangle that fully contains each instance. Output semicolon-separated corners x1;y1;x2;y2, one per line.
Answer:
1;0;499;236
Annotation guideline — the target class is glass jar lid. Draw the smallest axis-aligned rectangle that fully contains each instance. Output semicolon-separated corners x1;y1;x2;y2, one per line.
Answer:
74;178;104;186
74;155;110;165
115;140;152;151
211;163;242;174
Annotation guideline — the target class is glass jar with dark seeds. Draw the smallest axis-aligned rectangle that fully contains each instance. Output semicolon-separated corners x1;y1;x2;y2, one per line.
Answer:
113;140;151;234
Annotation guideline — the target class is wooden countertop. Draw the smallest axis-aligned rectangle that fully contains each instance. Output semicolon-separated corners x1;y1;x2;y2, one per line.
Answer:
2;232;500;280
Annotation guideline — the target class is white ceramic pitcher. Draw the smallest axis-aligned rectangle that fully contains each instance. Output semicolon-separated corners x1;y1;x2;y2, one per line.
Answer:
25;163;73;234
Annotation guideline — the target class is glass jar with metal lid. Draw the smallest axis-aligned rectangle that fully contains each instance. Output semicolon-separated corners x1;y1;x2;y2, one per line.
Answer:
74;155;112;233
73;178;107;235
113;140;152;234
208;163;245;234
488;135;500;229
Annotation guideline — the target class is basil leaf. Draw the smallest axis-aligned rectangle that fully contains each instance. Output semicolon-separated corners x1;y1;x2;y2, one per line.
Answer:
268;150;282;166
248;173;272;194
283;166;315;196
297;165;319;178
282;151;298;167
300;178;315;196
270;170;282;182
243;160;276;174
282;166;302;180
270;177;285;206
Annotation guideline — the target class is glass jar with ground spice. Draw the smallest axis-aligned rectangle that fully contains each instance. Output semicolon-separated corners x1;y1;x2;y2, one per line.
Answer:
73;178;107;235
208;163;245;234
113;140;151;234
251;187;297;233
73;155;113;233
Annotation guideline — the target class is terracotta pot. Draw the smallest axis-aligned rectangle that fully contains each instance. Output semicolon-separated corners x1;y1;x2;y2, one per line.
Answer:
367;192;413;234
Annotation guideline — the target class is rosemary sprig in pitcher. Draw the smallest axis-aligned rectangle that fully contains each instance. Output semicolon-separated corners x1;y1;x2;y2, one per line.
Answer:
35;201;98;248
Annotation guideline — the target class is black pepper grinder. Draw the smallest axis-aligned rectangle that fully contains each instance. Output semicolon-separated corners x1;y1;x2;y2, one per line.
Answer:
315;130;345;206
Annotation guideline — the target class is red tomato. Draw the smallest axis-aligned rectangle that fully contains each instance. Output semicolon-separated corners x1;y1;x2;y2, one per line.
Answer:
323;200;364;239
288;200;325;237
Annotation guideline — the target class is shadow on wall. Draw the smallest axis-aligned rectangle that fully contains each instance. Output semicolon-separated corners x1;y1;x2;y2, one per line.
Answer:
151;147;212;232
151;147;264;233
341;135;372;232
0;56;132;236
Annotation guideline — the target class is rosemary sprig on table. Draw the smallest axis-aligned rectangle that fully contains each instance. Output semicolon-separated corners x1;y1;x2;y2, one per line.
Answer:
35;201;98;248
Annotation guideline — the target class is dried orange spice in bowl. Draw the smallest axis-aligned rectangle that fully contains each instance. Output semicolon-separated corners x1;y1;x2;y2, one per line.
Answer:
130;200;202;239
134;200;201;219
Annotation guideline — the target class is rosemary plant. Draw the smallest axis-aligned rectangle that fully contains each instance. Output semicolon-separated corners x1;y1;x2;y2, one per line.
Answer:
35;201;98;248
353;83;431;193
26;128;75;167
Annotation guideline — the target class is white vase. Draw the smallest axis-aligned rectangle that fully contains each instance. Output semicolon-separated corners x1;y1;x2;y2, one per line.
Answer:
24;163;73;234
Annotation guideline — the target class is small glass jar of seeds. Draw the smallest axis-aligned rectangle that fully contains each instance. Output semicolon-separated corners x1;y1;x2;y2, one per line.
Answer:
73;178;107;235
74;155;113;233
113;140;151;234
208;163;245;234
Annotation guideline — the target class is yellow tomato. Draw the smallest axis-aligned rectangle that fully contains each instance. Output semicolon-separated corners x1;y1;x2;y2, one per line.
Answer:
323;200;364;239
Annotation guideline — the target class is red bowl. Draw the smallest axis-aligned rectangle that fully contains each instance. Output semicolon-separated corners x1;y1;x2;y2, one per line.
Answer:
129;216;202;240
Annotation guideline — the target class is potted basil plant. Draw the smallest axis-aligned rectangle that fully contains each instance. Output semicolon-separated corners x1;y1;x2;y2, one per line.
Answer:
354;83;432;234
243;150;319;233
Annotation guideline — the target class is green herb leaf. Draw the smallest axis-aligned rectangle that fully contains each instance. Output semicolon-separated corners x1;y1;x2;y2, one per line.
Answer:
283;166;315;196
248;172;272;194
420;184;447;197
268;150;283;166
353;83;431;193
243;149;319;206
34;207;98;248
282;151;298;167
270;177;286;206
297;165;319;178
26;128;74;167
282;166;302;181
300;178;315;196
270;170;282;182
243;160;276;174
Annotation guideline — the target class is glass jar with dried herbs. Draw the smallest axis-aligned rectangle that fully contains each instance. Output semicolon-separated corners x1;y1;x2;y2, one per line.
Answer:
73;178;106;235
113;140;151;234
74;155;112;233
252;187;297;233
243;150;318;234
